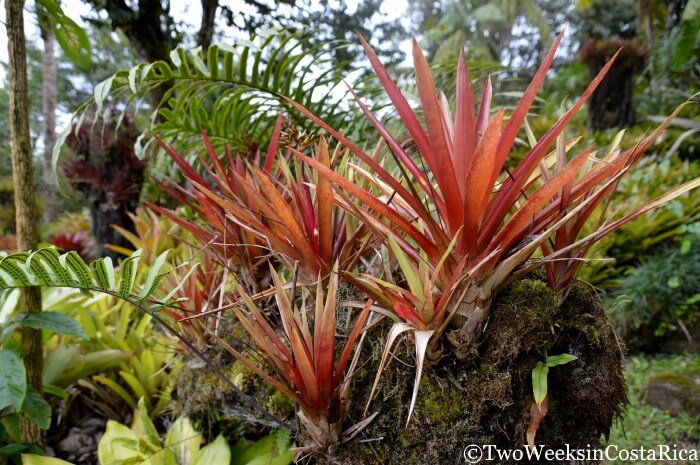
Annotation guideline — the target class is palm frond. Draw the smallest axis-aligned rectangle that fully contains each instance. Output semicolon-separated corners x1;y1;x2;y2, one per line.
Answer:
0;247;287;427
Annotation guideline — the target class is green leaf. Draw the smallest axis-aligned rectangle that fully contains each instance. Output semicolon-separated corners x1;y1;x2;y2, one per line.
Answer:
472;4;506;23
52;123;73;194
136;397;160;446
63;251;95;292
164;417;201;465
118;251;142;297
90;258;113;291
48;8;91;70
191;435;230;465
1;415;20;442
94;76;115;116
19;455;75;465
667;276;681;289
32;248;73;286
0;442;30;456
21;388;52;430
684;293;700;306
544;353;578;367
233;429;295;465
13;312;87;338
36;0;62;15
137;250;170;300
43;385;69;400
0;289;20;324
0;258;32;287
0;349;27;412
680;238;692;255
387;236;423;301
160;263;198;304
42;346;83;388
531;361;548;408
98;420;142;465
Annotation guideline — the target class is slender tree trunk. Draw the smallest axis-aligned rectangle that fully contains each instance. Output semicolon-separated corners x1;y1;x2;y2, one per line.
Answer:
643;0;656;92
197;0;219;50
5;0;45;447
40;12;59;223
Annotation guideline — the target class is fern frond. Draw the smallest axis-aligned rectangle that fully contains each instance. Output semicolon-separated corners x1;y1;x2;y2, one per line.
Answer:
56;30;366;174
0;248;177;310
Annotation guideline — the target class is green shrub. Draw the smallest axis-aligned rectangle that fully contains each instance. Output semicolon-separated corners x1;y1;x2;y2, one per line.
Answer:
613;233;700;348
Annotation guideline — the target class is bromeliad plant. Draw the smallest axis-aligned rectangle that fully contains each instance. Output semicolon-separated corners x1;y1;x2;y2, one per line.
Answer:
209;266;373;454
156;127;368;286
159;252;232;351
286;34;699;419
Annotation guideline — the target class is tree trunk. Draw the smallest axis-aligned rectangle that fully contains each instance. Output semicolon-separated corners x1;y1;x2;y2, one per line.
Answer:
197;0;219;50
5;0;45;447
581;39;647;131
40;11;59;223
587;60;637;131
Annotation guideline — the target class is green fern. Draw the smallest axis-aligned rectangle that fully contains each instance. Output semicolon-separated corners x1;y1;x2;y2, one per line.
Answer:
0;248;184;311
54;30;366;180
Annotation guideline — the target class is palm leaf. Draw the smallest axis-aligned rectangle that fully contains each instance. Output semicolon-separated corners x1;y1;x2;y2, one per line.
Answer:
0;247;286;428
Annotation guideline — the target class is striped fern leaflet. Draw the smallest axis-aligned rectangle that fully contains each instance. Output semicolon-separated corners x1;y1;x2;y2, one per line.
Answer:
0;248;171;307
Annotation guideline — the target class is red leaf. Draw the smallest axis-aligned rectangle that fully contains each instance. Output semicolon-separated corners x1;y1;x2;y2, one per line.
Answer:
483;47;621;240
316;137;334;265
489;147;592;257
413;39;463;233
293;150;442;261
463;109;504;255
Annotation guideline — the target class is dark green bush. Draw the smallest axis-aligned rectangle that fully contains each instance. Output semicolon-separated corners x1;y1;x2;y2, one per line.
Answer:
613;232;700;349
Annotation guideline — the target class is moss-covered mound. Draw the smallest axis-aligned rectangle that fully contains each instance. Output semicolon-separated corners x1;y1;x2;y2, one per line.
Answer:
172;276;627;464
332;277;627;464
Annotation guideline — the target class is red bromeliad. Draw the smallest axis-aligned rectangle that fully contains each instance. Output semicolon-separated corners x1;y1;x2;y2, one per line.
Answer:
155;125;368;288
285;34;698;421
160;253;230;350
209;266;373;454
153;130;276;288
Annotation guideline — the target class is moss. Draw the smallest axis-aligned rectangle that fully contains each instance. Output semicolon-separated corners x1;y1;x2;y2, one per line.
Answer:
226;360;261;394
265;389;295;418
486;278;559;360
651;369;700;393
648;368;700;415
331;275;627;464
171;356;295;438
417;376;476;425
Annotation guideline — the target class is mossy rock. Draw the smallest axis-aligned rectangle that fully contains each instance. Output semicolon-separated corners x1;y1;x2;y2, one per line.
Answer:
645;368;700;416
171;345;295;439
